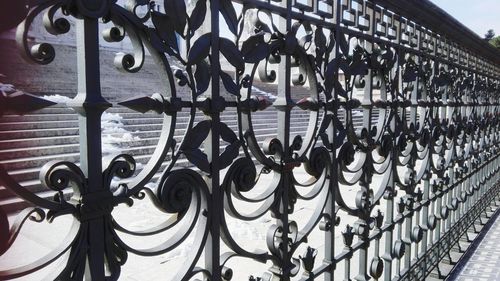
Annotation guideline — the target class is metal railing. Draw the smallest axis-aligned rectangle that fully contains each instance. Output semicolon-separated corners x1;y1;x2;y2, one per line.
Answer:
0;0;499;280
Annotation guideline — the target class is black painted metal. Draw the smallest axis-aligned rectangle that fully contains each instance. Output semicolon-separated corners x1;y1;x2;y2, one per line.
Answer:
0;0;499;280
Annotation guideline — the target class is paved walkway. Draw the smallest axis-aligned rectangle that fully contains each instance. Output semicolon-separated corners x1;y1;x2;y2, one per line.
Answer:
451;214;500;281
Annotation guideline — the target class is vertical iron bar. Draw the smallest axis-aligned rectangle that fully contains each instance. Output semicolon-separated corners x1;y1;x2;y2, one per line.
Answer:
205;0;222;279
382;10;402;280
355;2;373;280
73;17;111;280
325;1;343;280
274;0;293;279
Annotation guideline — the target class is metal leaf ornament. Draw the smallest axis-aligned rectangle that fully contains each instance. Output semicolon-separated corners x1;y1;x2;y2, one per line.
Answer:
219;0;238;35
164;0;187;35
189;0;206;33
180;120;212;173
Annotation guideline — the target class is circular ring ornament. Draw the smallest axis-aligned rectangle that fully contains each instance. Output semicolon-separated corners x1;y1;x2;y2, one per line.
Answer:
76;0;111;18
369;257;384;278
392;240;405;259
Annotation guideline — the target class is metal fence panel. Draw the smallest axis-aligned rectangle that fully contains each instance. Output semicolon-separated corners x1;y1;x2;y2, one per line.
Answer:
0;0;499;280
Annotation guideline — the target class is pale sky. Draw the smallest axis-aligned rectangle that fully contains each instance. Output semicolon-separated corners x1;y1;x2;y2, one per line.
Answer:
431;0;500;38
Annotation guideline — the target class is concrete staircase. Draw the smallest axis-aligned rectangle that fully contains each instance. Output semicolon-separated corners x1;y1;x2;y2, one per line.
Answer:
0;39;382;213
1;103;372;213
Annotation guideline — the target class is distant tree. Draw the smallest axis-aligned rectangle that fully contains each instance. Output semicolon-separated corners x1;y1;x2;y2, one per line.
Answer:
490;36;500;49
483;29;500;49
485;29;495;40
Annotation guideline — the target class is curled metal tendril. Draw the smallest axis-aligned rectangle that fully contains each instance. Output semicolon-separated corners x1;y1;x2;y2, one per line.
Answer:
155;169;202;214
103;154;137;188
107;5;146;73
258;57;278;83
40;160;85;193
16;0;69;65
227;158;257;193
304;147;330;178
102;26;125;43
43;3;70;35
0;207;45;255
263;138;283;157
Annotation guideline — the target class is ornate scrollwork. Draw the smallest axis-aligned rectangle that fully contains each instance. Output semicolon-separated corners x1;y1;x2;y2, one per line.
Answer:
1;0;499;280
156;169;196;213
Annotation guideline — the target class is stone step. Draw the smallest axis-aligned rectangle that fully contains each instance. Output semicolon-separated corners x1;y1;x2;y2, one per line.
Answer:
0;193;37;214
0;111;318;130
0;143;81;160
0;120;80;131
0;113;79;123
0;125;311;170
14;106;77;115
0;125;365;153
0;111;371;136
0;140;273;209
0;118;315;153
0;108;307;121
2;152;180;195
0;178;43;198
3;167;44;189
0;114;373;138
0;135;80;150
0;152;222;212
6;103;324;116
0;152;81;171
1;104;371;121
0;189;75;214
0;113;379;213
0;127;80;140
0;109;316;131
0;114;319;131
0;110;182;121
1;127;305;179
2;127;318;185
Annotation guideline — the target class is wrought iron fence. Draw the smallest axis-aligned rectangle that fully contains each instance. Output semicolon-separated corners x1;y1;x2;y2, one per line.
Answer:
0;0;499;280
